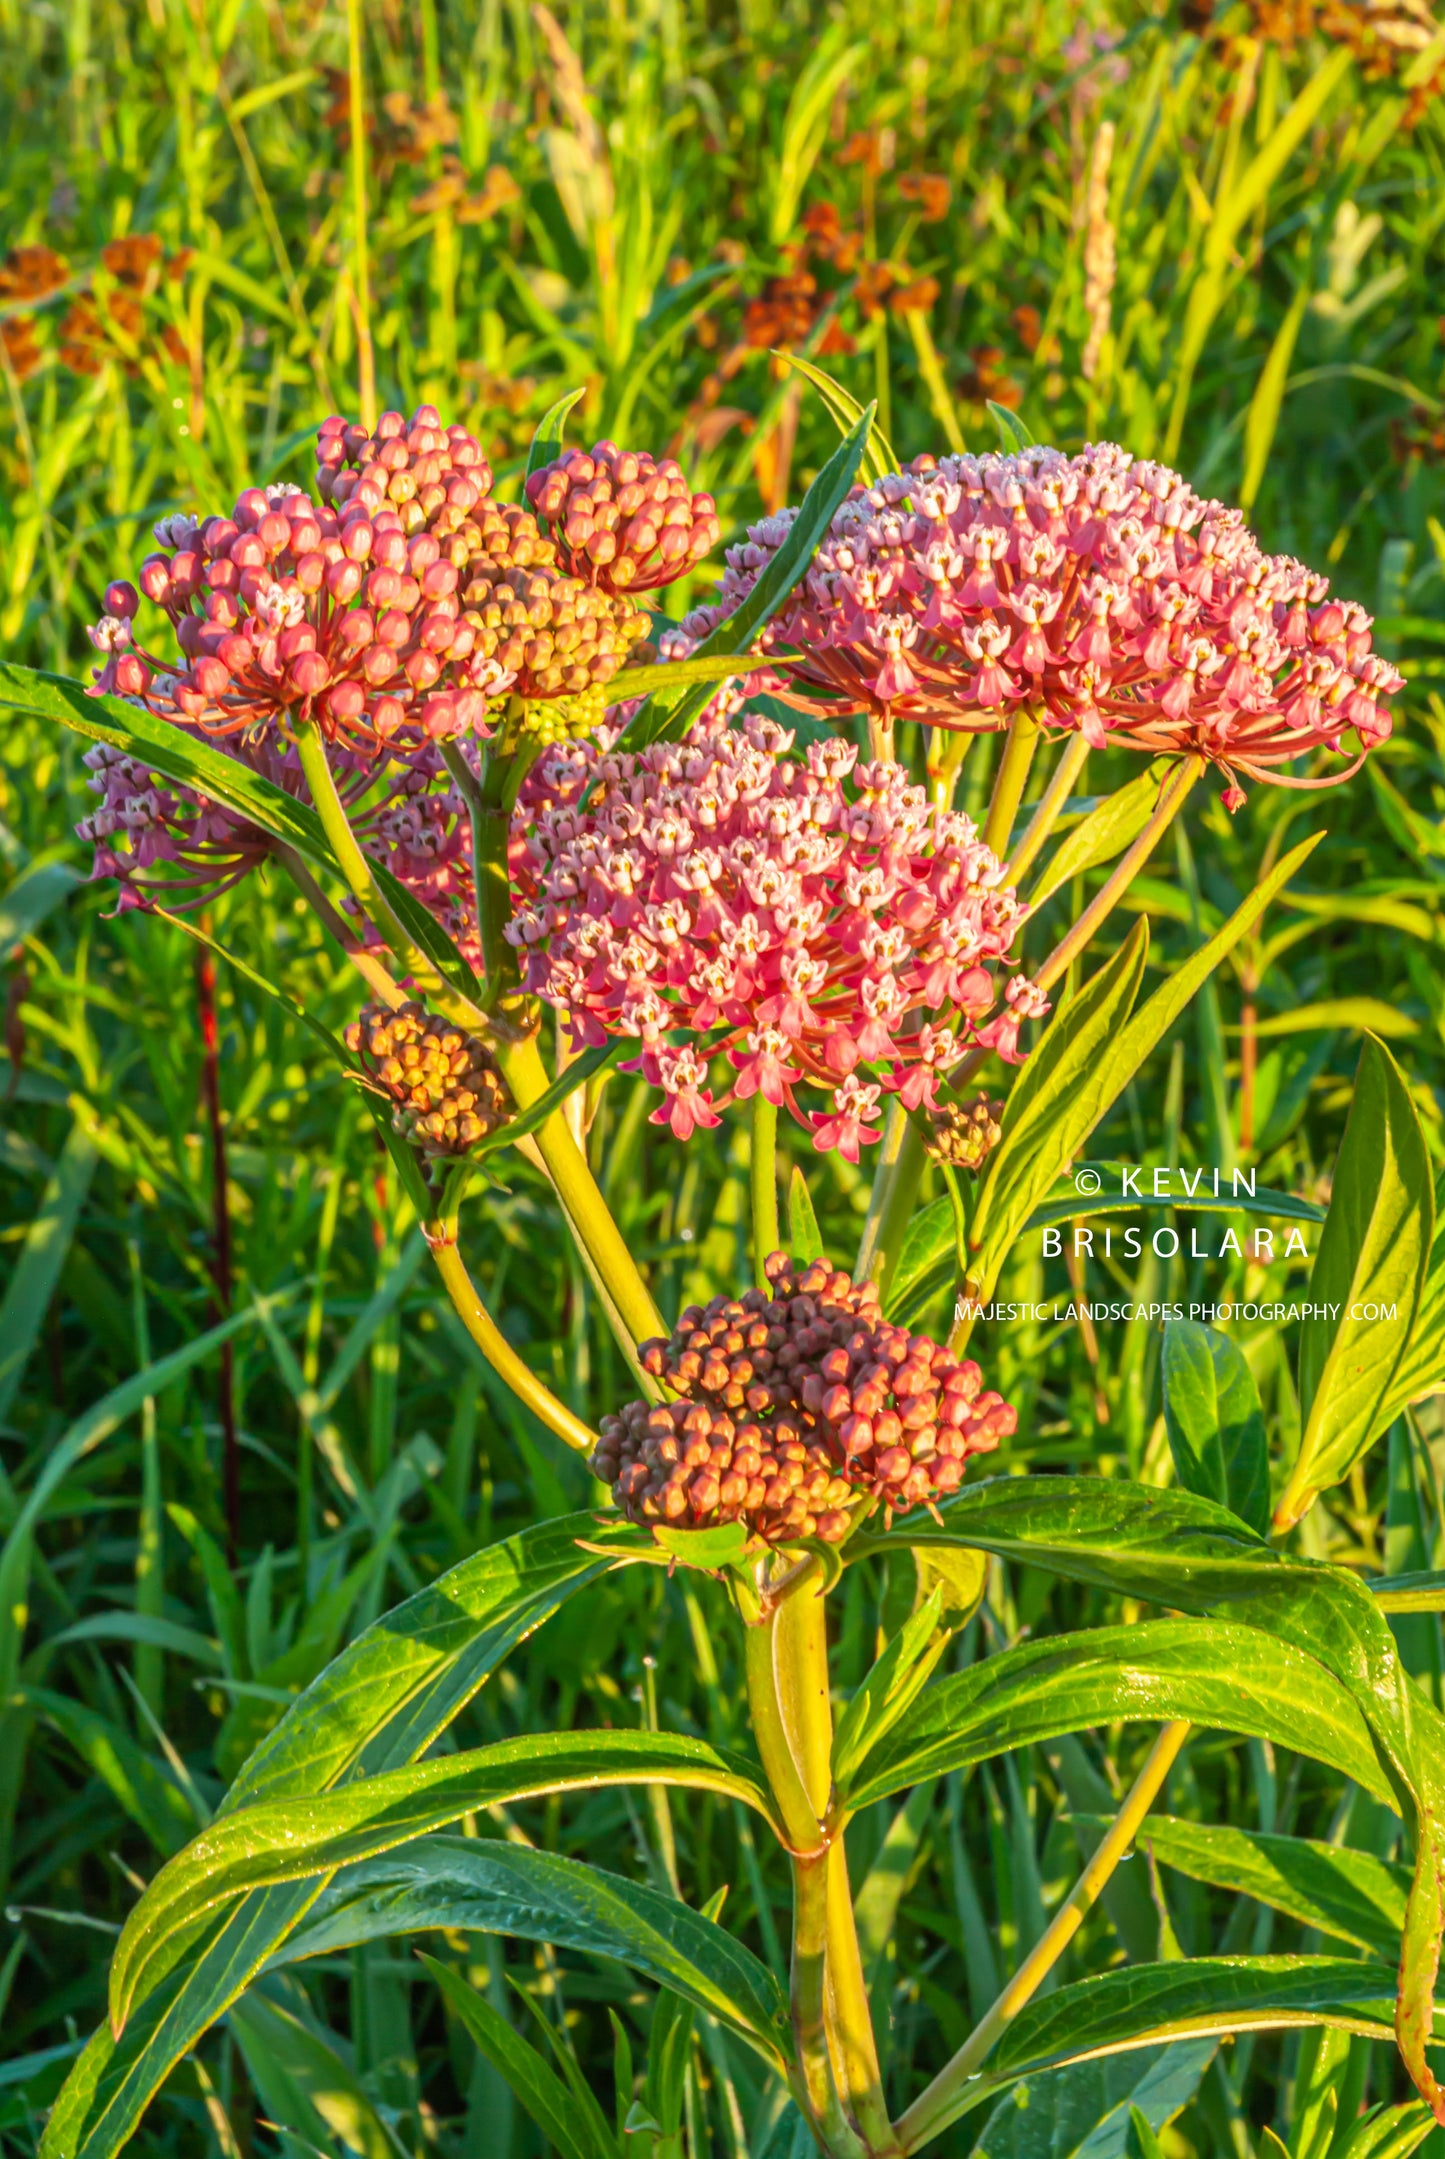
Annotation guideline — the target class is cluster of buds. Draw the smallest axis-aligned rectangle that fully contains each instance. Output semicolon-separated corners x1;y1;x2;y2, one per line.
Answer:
456;563;649;702
344;1001;510;1156
925;1094;1004;1170
508;714;1035;1160
86;408;497;751
591;1252;1015;1544
666;443;1402;804
525;441;721;593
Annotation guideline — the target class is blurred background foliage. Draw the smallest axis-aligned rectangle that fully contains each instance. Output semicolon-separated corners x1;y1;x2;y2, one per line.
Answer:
8;0;1445;2152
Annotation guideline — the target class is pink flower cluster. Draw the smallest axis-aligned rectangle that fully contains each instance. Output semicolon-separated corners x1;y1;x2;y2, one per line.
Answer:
506;714;1038;1158
668;443;1403;802
86;407;500;752
525;440;721;593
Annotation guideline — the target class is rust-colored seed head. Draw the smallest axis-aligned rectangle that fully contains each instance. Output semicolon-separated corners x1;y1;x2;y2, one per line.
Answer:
525;440;721;596
344;1000;510;1157
590;1251;1015;1545
925;1095;1005;1170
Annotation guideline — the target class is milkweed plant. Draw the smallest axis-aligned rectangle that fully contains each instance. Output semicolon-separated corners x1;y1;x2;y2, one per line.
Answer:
11;384;1445;2159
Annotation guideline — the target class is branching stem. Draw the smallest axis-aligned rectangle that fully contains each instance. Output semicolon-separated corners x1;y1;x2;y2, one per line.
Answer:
751;1094;780;1288
1033;756;1202;994
427;1223;597;1455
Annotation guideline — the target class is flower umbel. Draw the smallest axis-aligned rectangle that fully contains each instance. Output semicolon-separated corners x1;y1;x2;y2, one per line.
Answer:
668;442;1402;801
525;439;721;593
507;715;1031;1156
345;1000;510;1156
591;1251;1015;1543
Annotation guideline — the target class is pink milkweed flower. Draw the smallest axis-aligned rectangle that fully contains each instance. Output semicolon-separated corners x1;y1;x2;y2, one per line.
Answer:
85;406;498;753
975;974;1052;1065
506;714;1031;1155
664;443;1404;808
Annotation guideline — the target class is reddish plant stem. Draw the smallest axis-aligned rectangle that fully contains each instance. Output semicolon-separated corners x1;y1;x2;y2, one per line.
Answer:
196;935;240;1564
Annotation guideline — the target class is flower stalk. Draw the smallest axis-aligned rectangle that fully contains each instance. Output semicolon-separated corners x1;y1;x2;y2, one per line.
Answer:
426;1208;598;1456
981;705;1042;859
751;1094;780;1291
1033;754;1203;993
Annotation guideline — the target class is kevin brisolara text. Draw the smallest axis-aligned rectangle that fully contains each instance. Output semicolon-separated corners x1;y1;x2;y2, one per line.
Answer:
955;1300;1400;1325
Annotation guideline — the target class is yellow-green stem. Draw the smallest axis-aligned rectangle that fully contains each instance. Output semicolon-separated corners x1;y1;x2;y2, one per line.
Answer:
893;1720;1191;2153
743;1596;834;2137
752;1095;780;1288
981;708;1041;860
775;1576;894;2156
272;842;407;1011
1004;733;1090;890
495;1034;665;1349
440;739;514;1004
1033;756;1202;995
294;726;482;1026
428;1232;597;1455
345;0;376;429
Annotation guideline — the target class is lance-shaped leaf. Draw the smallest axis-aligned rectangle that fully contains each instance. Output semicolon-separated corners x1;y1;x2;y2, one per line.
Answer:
423;1956;613;2159
1162;1321;1270;1537
1278;1036;1433;1530
908;1957;1411;2145
41;1515;640;2158
0;663;479;996
525;385;586;483
842;1617;1387;1814
274;1837;790;2068
1027;763;1169;908
831;1587;952;1789
1092;1813;1408;1958
1374;1170;1445;1426
858;1469;1445;2123
606;403;875;757
965;834;1323;1305
969;2040;1216;2159
110;1729;778;2033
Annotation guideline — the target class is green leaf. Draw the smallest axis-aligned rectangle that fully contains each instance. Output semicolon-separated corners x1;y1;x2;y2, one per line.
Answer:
941;1956;1405;2141
422;1955;612;2159
0;857;80;946
964;922;1149;1296
606;403;874;757
27;1689;199;1857
1027;765;1168;908
832;1588;951;1789
110;1728;777;2032
1333;2102;1437;2159
271;1837;789;2066
966;833;1323;1304
968;2043;1215;2159
988;401;1035;451
1107;1814;1407;1958
1374;1170;1445;1425
42;1515;638;2159
844;1616;1386;1813
0;1114;99;1426
787;1165;825;1263
1161;1321;1270;1537
525;386;587;483
475;1040;624;1159
601;651;780;704
228;1992;395;2159
1279;1036;1433;1529
774;352;901;480
0;665;479;999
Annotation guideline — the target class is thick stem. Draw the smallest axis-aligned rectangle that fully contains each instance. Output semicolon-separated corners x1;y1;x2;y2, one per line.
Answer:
295;726;481;1025
893;1720;1191;2154
428;1230;598;1455
1032;756;1203;995
981;708;1041;861
751;1094;780;1288
494;1033;665;1349
1239;960;1259;1154
744;1599;833;2135
1004;733;1090;890
776;1578;895;2156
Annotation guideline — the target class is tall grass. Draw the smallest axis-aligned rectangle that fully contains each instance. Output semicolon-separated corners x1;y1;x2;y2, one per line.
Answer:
5;3;1445;2154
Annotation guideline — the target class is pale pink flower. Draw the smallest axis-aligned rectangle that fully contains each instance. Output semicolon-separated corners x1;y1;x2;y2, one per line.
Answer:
665;443;1404;807
507;714;1029;1154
